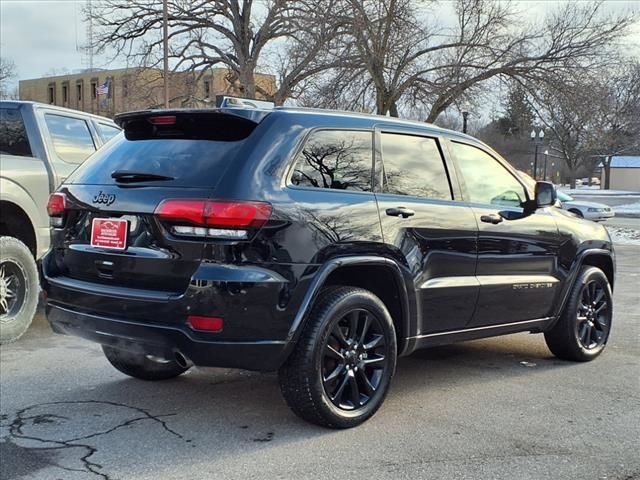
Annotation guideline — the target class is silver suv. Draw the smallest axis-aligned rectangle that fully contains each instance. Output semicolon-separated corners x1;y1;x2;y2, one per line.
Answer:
0;101;120;343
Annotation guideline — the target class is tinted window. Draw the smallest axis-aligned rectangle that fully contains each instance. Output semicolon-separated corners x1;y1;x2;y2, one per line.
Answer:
98;123;121;142
68;136;245;188
290;130;372;192
44;114;96;164
0;108;32;157
452;142;526;207
381;133;451;200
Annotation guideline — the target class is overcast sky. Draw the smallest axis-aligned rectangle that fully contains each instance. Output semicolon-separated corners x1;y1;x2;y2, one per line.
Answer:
1;0;639;93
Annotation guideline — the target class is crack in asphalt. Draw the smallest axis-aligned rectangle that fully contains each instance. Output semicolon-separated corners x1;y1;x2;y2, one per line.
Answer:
2;400;189;480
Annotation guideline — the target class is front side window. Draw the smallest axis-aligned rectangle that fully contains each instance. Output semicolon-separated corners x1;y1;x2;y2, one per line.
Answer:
0;108;32;157
451;142;526;208
380;133;452;200
290;130;373;192
44;114;96;164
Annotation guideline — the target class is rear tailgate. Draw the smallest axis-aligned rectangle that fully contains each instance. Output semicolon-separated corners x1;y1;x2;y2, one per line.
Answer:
46;109;266;296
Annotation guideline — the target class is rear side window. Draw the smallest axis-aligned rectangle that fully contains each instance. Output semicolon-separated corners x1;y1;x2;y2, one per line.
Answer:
290;130;373;192
44;113;97;164
380;133;452;200
0;108;32;157
98;123;121;142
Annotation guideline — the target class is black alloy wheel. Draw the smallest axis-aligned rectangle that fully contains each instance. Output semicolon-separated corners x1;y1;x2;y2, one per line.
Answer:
575;279;610;350
545;266;612;362
279;286;397;428
322;308;388;411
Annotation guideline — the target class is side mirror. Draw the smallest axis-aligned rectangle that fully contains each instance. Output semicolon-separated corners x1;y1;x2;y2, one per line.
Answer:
535;181;556;208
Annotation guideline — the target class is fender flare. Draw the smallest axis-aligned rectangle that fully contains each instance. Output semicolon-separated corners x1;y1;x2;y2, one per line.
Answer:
284;255;413;355
547;247;615;330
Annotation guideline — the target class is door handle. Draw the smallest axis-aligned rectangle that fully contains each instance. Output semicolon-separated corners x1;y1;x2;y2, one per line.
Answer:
480;213;503;224
386;207;415;218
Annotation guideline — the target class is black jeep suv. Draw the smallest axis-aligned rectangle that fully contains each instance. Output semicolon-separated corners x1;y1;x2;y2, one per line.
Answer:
42;107;615;428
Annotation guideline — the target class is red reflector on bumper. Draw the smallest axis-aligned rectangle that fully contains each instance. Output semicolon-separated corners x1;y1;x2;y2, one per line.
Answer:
187;315;224;332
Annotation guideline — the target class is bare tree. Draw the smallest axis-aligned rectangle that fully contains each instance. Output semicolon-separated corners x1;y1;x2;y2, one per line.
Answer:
590;62;640;188
89;0;343;104
0;57;17;99
304;0;634;121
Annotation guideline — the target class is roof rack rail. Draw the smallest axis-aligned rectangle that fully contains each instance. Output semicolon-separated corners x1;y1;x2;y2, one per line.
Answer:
215;95;275;110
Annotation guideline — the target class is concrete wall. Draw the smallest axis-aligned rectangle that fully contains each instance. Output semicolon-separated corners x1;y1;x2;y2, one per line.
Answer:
601;168;640;192
19;68;276;118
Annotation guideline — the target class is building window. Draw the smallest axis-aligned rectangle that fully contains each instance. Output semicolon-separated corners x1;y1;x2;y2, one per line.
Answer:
76;82;83;103
204;80;211;98
122;78;129;98
48;84;56;104
91;80;98;100
62;83;69;104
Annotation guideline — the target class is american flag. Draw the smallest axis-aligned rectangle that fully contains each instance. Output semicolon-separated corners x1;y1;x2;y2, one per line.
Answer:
96;82;109;96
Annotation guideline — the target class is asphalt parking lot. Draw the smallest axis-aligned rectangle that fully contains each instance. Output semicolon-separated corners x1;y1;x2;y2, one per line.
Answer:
1;244;639;480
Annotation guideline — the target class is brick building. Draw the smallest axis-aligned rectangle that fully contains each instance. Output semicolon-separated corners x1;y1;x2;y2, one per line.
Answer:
19;67;276;117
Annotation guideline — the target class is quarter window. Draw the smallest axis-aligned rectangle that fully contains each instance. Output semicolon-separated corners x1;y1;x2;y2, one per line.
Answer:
44;114;96;164
290;130;373;192
451;142;526;208
98;123;121;142
0;108;32;157
380;133;452;200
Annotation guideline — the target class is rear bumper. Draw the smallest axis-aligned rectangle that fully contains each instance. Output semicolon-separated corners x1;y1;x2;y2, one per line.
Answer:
47;303;289;371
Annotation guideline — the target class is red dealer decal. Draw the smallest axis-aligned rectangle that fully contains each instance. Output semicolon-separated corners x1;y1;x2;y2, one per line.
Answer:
91;218;128;250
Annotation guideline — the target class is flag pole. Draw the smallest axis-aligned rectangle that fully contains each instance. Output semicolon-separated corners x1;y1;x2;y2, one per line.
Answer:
163;0;169;108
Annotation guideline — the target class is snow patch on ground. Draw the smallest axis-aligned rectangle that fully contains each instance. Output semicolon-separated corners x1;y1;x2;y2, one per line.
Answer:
561;188;640;196
613;203;640;215
606;226;640;245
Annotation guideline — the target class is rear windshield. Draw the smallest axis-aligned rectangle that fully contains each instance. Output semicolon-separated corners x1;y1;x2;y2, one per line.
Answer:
67;136;245;187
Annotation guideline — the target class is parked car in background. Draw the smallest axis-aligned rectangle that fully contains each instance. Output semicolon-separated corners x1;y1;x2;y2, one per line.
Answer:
42;106;614;428
556;191;615;221
0;101;121;343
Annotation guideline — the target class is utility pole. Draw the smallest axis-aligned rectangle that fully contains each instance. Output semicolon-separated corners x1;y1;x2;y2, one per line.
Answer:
163;0;169;108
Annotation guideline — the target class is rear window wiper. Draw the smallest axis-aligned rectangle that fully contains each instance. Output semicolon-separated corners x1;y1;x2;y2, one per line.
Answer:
111;170;175;183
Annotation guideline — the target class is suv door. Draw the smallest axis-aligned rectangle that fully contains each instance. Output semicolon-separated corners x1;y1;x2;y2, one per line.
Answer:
374;128;478;334
38;109;102;186
448;140;561;327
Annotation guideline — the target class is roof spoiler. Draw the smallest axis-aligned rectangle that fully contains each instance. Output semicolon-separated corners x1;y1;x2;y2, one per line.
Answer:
114;109;268;141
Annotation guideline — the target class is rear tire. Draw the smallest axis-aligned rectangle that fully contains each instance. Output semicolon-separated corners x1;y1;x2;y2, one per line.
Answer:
278;286;397;428
0;237;39;344
102;345;189;380
544;266;612;362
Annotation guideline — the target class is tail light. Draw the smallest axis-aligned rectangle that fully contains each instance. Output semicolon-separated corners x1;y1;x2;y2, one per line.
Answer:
47;193;67;227
155;199;272;240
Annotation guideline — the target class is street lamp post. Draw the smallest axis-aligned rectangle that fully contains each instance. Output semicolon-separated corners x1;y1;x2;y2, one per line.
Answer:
163;0;169;108
530;128;545;180
462;110;469;134
543;149;549;181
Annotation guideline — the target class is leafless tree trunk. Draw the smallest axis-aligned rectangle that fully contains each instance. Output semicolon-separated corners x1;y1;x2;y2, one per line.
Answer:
88;0;343;104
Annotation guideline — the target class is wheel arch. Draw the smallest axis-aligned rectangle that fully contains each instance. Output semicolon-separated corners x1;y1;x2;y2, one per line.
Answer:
0;200;38;257
285;256;415;357
550;248;615;329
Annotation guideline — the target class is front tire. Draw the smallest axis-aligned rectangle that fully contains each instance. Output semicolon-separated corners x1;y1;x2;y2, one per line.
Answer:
544;266;612;361
0;237;39;344
102;345;189;380
279;287;397;428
